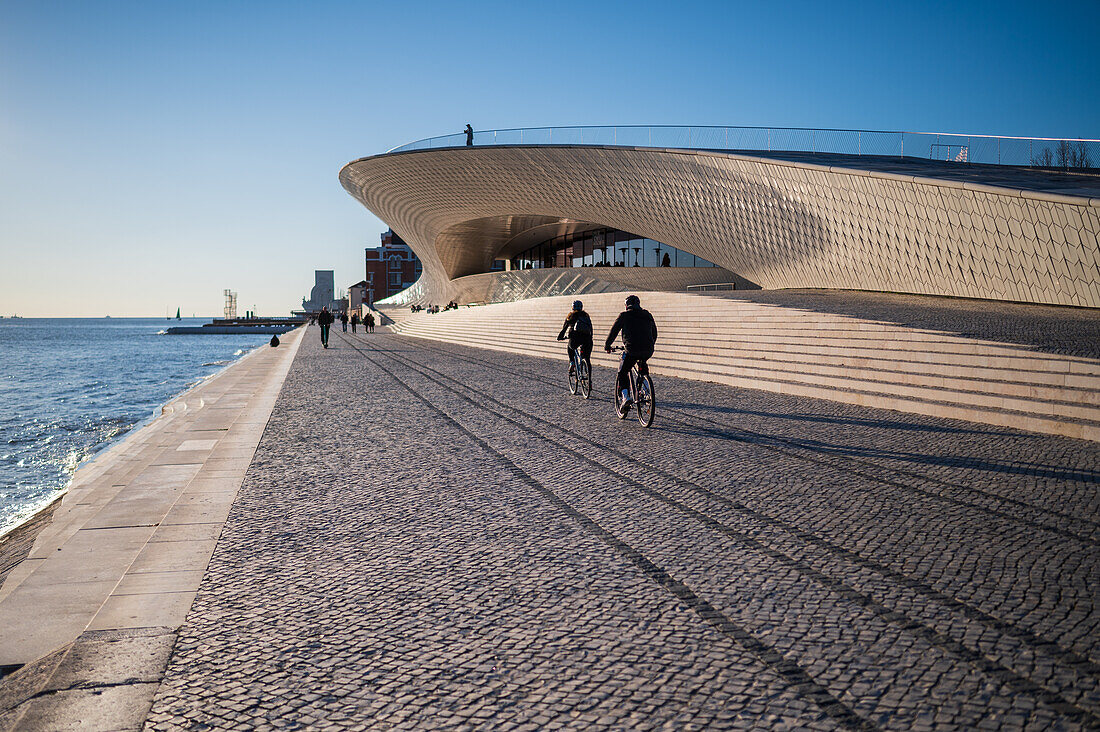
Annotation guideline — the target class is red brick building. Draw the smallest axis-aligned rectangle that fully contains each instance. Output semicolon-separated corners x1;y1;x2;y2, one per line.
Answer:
363;229;422;305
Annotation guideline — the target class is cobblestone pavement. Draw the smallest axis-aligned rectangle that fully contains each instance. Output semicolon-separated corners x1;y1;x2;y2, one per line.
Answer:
708;289;1100;359
145;328;1100;730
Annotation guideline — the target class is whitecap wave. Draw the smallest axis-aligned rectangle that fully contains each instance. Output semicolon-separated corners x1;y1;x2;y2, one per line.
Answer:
61;448;86;474
0;491;66;539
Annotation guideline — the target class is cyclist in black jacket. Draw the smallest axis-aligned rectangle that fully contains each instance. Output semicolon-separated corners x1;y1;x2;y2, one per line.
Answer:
557;300;593;375
604;295;658;413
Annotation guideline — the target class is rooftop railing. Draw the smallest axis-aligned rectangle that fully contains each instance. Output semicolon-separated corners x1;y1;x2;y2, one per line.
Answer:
387;125;1099;169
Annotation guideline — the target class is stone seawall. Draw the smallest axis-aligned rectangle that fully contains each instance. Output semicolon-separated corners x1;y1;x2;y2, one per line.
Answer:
0;339;276;561
0;327;303;668
0;497;60;592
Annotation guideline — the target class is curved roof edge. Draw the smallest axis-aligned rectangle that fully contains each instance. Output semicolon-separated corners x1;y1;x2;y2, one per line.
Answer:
343;145;1100;208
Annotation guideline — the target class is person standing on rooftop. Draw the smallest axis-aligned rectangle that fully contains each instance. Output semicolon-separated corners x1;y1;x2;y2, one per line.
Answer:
465;124;474;146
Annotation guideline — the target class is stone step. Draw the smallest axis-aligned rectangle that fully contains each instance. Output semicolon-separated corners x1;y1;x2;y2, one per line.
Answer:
400;305;1100;357
396;321;1100;385
396;313;1081;357
666;363;1100;443
641;336;1100;380
394;326;1100;417
394;328;1100;442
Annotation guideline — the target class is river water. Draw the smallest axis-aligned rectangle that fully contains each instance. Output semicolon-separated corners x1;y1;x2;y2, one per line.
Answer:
0;318;271;535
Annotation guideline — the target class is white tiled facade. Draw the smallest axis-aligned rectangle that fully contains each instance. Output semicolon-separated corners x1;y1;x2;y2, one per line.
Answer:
340;146;1100;307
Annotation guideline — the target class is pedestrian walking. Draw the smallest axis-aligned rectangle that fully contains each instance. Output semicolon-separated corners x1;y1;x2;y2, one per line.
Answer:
367;312;375;333
317;307;334;348
350;312;359;333
340;311;348;332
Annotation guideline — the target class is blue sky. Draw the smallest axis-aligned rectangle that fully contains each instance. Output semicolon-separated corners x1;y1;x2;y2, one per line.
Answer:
1;0;1097;316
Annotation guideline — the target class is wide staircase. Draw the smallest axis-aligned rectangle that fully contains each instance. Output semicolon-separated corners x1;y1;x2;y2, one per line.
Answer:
388;292;1100;441
374;305;413;327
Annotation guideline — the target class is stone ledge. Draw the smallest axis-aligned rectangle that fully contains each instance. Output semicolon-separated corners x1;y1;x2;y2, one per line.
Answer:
0;627;175;732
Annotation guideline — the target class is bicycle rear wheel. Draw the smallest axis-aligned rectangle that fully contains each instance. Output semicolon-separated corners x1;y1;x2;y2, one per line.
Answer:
568;359;579;395
579;360;591;399
636;375;655;428
614;382;628;419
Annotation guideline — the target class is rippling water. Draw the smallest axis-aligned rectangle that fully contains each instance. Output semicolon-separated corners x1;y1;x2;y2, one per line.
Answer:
0;318;272;534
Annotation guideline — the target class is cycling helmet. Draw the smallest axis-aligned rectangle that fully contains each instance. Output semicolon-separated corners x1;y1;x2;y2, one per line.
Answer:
572;300;583;311
625;294;641;308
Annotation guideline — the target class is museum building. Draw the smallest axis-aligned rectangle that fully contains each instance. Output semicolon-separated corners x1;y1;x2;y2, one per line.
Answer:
339;126;1100;308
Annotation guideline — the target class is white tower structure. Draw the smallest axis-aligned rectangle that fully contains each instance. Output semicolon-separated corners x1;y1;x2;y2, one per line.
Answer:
223;289;238;320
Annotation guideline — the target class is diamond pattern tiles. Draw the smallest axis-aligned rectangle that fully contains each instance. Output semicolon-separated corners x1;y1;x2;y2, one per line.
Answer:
339;146;1100;307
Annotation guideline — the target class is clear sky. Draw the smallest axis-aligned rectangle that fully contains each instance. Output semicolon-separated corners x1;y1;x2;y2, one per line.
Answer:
1;0;1097;316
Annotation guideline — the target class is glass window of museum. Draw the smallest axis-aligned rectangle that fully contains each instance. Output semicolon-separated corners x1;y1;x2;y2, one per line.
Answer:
509;228;719;270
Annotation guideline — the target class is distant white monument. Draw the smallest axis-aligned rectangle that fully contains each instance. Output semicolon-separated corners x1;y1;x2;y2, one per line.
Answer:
301;270;336;313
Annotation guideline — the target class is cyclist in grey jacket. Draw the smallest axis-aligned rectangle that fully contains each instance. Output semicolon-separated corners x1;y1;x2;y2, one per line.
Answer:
604;295;658;410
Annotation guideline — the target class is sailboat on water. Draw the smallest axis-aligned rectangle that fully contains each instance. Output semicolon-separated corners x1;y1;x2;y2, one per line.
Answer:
175;307;181;320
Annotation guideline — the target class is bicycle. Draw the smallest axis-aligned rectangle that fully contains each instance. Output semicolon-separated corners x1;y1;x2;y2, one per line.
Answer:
610;347;656;427
567;346;592;399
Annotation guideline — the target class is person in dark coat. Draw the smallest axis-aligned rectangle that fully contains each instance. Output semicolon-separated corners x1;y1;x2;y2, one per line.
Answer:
366;312;375;333
317;307;334;348
465;124;474;146
350;312;360;333
557;300;593;375
340;311;348;332
604;294;658;413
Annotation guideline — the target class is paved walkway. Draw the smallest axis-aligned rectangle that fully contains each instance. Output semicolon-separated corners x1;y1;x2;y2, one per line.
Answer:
731;151;1100;199
142;328;1099;730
